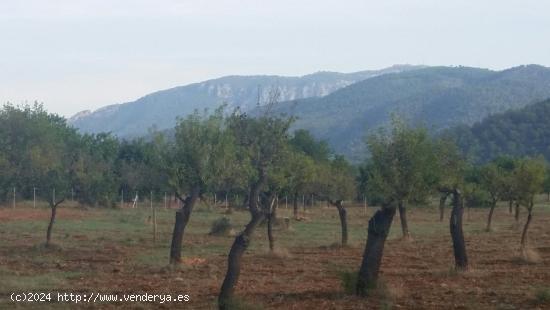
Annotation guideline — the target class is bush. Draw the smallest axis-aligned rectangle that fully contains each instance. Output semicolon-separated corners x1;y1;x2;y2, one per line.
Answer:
209;217;232;236
339;271;358;295
535;287;550;304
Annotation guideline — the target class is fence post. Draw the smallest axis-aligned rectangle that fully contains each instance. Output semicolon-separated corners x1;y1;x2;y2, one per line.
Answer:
151;190;157;243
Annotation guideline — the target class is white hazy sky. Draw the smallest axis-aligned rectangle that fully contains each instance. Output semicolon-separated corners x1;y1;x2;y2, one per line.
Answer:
1;0;549;117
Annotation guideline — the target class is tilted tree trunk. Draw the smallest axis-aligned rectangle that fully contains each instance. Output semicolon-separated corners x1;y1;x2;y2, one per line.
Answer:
439;193;448;222
264;192;277;252
330;200;348;246
169;186;200;264
514;202;520;222
46;199;64;247
293;192;299;219
520;203;533;249
219;169;267;309
356;204;396;296
398;200;411;240
449;189;468;271
486;199;497;232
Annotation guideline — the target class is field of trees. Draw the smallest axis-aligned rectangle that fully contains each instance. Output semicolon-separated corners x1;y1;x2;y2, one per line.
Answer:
1;102;550;309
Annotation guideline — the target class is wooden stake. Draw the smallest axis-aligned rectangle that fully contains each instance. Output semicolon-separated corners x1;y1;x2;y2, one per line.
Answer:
152;195;157;244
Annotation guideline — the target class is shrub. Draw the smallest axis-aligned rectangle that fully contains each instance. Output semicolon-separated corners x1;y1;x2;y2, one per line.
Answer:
209;217;232;236
535;287;550;304
339;271;358;295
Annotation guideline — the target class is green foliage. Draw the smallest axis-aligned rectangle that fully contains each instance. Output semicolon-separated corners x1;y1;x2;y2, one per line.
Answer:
162;107;236;197
290;129;331;162
513;157;547;209
315;156;356;202
446;98;550;163
226;108;293;201
366;118;438;204
0;103;78;204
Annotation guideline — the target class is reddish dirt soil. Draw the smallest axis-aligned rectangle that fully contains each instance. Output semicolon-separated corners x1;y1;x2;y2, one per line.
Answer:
1;207;549;309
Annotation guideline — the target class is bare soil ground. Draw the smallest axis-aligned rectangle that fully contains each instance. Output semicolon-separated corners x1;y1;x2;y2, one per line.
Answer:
0;200;549;309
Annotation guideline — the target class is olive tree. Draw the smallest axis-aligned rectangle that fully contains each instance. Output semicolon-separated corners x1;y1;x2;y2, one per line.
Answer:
513;157;546;251
316;156;356;247
218;109;293;309
163;108;235;264
356;120;438;295
434;139;469;271
479;162;509;231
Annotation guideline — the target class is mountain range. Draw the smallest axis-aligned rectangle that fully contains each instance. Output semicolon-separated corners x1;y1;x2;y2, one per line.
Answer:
269;64;550;161
69;64;423;137
69;64;550;162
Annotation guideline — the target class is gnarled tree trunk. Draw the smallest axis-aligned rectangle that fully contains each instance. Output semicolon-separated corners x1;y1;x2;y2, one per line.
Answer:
398;200;411;240
486;199;497;232
330;200;348;246
169;187;200;264
266;193;277;252
439;193;448;221
219;169;267;309
450;189;468;271
293;192;299;219
514;202;520;222
356;204;396;296
520;203;533;249
46;199;64;247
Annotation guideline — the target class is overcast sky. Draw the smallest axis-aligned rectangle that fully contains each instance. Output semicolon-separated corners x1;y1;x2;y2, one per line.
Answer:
1;0;549;117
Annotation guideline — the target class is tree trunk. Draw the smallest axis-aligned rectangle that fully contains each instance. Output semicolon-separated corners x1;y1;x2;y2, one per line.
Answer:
508;199;513;214
486;200;496;232
439;193;448;222
450;190;468;271
169;187;200;264
293;192;299;219
398;200;411;240
331;200;348;247
219;169;267;309
46;200;64;247
514;202;520;222
265;193;277;252
520;206;533;249
356;204;396;296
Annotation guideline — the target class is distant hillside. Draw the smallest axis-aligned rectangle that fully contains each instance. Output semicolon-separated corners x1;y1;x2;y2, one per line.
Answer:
269;65;550;161
69;65;423;137
444;98;550;163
